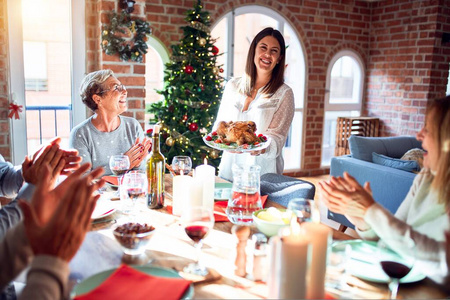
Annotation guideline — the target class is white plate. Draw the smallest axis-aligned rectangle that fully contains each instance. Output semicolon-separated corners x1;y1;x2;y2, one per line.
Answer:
333;240;426;284
203;135;271;153
91;199;117;220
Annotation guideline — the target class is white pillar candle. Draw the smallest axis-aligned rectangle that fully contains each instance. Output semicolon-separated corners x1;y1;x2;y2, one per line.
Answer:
301;222;331;299
172;173;193;216
276;225;310;299
195;159;215;211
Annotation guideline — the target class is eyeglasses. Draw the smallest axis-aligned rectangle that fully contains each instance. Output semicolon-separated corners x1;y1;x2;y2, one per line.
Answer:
98;84;127;94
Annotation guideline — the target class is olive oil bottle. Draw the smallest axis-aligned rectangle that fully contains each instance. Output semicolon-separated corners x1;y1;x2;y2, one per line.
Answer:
147;125;165;209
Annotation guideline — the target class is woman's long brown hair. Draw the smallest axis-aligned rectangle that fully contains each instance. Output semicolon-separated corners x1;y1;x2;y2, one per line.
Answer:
239;27;286;97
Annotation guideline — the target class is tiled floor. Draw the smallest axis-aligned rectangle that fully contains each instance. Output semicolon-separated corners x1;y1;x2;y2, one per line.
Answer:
297;174;358;238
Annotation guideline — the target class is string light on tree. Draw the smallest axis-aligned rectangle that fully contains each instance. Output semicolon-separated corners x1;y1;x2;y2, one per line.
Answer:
148;0;224;169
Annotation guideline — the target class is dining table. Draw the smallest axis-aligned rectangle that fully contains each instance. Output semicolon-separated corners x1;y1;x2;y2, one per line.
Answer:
69;174;448;299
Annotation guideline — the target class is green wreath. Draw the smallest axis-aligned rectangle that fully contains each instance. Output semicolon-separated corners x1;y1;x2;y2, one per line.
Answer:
101;10;152;62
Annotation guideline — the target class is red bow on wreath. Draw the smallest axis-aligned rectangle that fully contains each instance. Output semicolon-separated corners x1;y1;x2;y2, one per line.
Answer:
8;102;23;120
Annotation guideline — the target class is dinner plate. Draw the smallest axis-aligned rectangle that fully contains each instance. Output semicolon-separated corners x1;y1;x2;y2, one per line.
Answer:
332;240;426;284
214;182;233;201
203;135;271;153
91;199;117;220
72;265;194;299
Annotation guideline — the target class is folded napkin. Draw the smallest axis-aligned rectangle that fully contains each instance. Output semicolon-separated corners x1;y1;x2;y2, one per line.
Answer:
167;195;268;222
102;176;119;186
74;264;191;300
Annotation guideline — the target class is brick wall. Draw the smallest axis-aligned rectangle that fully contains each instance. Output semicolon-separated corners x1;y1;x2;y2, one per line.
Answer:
0;0;448;174
366;0;450;136
0;0;10;161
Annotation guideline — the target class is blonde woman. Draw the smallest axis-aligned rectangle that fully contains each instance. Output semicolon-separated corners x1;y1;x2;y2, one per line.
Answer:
320;96;450;284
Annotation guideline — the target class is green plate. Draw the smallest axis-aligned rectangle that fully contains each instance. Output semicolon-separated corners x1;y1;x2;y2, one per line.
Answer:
72;265;194;299
332;240;426;284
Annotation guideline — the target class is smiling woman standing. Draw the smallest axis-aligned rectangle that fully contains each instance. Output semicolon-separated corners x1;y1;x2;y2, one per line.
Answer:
69;70;151;175
214;27;295;181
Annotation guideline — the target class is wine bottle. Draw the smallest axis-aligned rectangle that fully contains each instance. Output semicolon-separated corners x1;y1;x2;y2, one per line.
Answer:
146;125;165;209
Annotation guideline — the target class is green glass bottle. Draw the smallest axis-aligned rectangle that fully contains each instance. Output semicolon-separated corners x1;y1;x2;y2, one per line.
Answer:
147;125;165;209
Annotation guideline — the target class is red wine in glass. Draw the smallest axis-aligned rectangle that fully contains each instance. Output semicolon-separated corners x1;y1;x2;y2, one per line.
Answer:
111;168;127;176
185;225;210;243
127;188;146;200
380;261;412;279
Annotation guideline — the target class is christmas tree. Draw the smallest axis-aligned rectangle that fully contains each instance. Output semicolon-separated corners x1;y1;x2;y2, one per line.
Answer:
148;0;224;168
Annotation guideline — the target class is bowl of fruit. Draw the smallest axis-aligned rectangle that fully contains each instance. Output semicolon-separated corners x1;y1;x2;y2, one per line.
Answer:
252;207;291;237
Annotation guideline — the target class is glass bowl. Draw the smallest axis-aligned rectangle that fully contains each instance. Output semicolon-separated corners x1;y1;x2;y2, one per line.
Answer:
112;222;155;255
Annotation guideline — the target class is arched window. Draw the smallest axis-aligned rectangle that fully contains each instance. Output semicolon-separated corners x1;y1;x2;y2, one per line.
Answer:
211;6;306;171
321;51;364;166
145;37;169;131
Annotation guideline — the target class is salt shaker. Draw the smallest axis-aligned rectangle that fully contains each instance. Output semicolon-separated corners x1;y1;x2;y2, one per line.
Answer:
251;233;268;281
232;225;250;277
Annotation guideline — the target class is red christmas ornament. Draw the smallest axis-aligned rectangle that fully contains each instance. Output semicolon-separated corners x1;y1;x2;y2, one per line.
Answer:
211;46;219;55
189;122;198;132
219;68;224;73
184;65;194;74
182;114;188;122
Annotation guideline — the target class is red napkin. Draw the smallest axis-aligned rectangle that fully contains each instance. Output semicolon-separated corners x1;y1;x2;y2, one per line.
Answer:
103;176;118;186
74;264;191;300
167;195;268;222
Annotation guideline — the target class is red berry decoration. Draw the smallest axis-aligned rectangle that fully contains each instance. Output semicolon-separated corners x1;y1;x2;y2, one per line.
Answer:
182;114;188;122
184;65;194;74
211;46;219;55
205;135;212;141
189;122;198;132
212;131;217;136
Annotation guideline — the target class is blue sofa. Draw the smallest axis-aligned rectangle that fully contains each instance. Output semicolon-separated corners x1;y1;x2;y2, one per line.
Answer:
327;136;422;229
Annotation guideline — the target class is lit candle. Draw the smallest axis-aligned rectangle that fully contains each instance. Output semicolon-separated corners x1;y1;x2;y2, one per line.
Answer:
172;172;193;216
194;158;215;210
189;170;203;207
269;222;309;299
301;222;331;299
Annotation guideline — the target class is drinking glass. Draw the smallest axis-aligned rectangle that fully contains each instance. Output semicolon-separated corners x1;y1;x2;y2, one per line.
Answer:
181;206;215;276
172;156;192;175
327;243;352;291
121;171;148;215
287;198;319;224
109;155;130;176
226;164;263;225
377;238;415;299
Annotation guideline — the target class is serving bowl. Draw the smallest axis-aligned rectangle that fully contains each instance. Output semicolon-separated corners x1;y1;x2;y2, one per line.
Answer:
252;208;290;237
113;222;155;255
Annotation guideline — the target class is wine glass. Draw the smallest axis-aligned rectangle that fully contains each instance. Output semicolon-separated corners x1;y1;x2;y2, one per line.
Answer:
121;171;148;215
181;206;215;276
109;155;130;176
377;238;415;299
287;198;319;224
172;156;192;175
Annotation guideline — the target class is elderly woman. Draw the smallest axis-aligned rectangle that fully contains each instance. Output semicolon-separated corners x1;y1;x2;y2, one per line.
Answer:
69;70;151;175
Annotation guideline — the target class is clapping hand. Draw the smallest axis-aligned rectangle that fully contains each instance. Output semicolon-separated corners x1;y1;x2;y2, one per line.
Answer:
19;163;105;262
22;137;82;188
319;172;374;231
124;137;152;169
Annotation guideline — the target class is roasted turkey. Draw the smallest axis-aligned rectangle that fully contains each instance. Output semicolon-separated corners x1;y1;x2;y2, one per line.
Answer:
216;121;259;145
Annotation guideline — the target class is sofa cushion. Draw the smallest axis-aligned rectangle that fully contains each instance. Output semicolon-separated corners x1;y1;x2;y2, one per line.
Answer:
401;148;425;169
349;136;422;162
372;152;420;172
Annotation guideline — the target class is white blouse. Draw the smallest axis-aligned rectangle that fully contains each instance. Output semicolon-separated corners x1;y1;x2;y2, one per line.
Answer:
213;78;295;181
